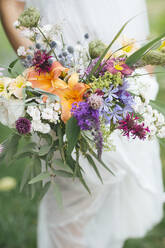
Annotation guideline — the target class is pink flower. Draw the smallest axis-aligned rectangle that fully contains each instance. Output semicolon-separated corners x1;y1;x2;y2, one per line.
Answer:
118;113;150;140
105;58;133;76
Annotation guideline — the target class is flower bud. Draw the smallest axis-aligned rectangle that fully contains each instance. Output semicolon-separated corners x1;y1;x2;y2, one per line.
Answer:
89;40;107;59
18;8;40;28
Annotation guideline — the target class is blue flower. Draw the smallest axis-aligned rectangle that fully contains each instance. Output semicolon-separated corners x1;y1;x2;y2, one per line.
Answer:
109;105;123;124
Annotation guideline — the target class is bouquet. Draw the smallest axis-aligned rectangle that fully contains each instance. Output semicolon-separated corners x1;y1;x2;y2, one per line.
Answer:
0;8;165;202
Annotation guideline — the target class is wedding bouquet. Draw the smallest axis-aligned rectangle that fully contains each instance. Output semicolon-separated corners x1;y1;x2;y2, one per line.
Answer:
0;8;165;202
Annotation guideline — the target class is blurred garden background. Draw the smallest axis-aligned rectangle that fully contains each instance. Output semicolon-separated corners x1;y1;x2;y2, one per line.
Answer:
0;0;165;247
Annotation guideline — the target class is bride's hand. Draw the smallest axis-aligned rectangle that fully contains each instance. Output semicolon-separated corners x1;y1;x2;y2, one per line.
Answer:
0;0;31;52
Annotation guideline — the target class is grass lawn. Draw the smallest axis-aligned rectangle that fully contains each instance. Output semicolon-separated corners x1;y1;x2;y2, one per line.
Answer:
0;0;165;247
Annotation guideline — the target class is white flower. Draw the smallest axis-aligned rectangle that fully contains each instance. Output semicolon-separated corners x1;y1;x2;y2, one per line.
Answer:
13;20;20;28
31;120;50;134
128;68;158;101
20;29;35;39
54;102;61;111
17;46;26;56
156;113;165;126
133;96;145;114
0;98;24;127
157;126;165;138
41;107;54;121
27;106;40;120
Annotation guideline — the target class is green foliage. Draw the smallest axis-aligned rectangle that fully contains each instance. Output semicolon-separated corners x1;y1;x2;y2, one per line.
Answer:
66;116;80;155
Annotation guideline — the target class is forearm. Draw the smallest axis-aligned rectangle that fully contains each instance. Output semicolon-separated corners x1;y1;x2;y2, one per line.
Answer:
0;0;30;52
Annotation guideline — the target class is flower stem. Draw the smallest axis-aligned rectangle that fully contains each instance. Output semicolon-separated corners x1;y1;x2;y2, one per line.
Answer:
37;26;58;60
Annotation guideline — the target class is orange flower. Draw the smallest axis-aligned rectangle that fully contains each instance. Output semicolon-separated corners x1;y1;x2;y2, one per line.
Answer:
26;61;69;92
53;73;90;123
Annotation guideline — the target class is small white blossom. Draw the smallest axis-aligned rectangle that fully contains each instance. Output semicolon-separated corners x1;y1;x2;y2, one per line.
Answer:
27;106;40;121
157;126;165;138
31;120;50;134
17;46;26;57
13;20;20;28
20;29;35;39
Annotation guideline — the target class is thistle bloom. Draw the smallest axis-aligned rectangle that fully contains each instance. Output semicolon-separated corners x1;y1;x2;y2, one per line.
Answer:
16;117;31;134
88;94;103;109
18;8;40;28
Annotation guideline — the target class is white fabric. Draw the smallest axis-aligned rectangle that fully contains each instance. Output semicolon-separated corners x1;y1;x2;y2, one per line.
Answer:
18;1;164;248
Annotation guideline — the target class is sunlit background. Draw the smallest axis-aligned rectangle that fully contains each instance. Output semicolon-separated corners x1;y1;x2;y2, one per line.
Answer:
0;0;165;247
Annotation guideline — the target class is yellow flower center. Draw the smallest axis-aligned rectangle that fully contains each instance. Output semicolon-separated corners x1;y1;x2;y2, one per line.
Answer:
114;64;123;71
122;44;133;53
160;41;165;49
0;83;5;93
16;81;24;88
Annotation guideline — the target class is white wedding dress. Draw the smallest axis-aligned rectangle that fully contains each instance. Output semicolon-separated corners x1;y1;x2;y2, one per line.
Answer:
18;0;164;248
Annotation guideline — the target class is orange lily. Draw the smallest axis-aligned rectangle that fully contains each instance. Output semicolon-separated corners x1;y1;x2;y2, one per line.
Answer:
53;73;90;123
26;61;69;92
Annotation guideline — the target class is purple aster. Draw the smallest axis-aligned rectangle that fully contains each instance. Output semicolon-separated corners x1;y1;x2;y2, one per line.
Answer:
16;117;31;135
32;50;52;73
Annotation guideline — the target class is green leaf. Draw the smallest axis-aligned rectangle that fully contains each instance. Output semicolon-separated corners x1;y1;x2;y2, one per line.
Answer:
38;182;51;200
20;160;34;192
150;100;165;117
87;18;133;79
89;147;115;175
8;58;19;75
52;181;63;208
3;134;21;165
53;169;73;178
53;159;72;172
66;116;80;155
29;172;50;184
39;145;51;156
86;154;103;183
126;33;165;67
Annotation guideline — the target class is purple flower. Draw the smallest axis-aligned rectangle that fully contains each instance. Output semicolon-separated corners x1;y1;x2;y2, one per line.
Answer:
88;94;103;109
16;117;31;135
32;50;52;73
109;105;123;124
71;101;103;158
104;86;119;102
71;102;99;131
118;113;150;140
85;57;107;77
105;58;133;76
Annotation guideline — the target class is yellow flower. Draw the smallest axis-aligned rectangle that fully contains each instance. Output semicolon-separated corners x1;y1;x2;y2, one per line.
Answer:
159;40;165;49
0;177;17;192
8;75;29;99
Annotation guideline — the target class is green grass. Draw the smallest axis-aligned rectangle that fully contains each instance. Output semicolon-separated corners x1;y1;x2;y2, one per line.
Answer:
0;0;165;247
